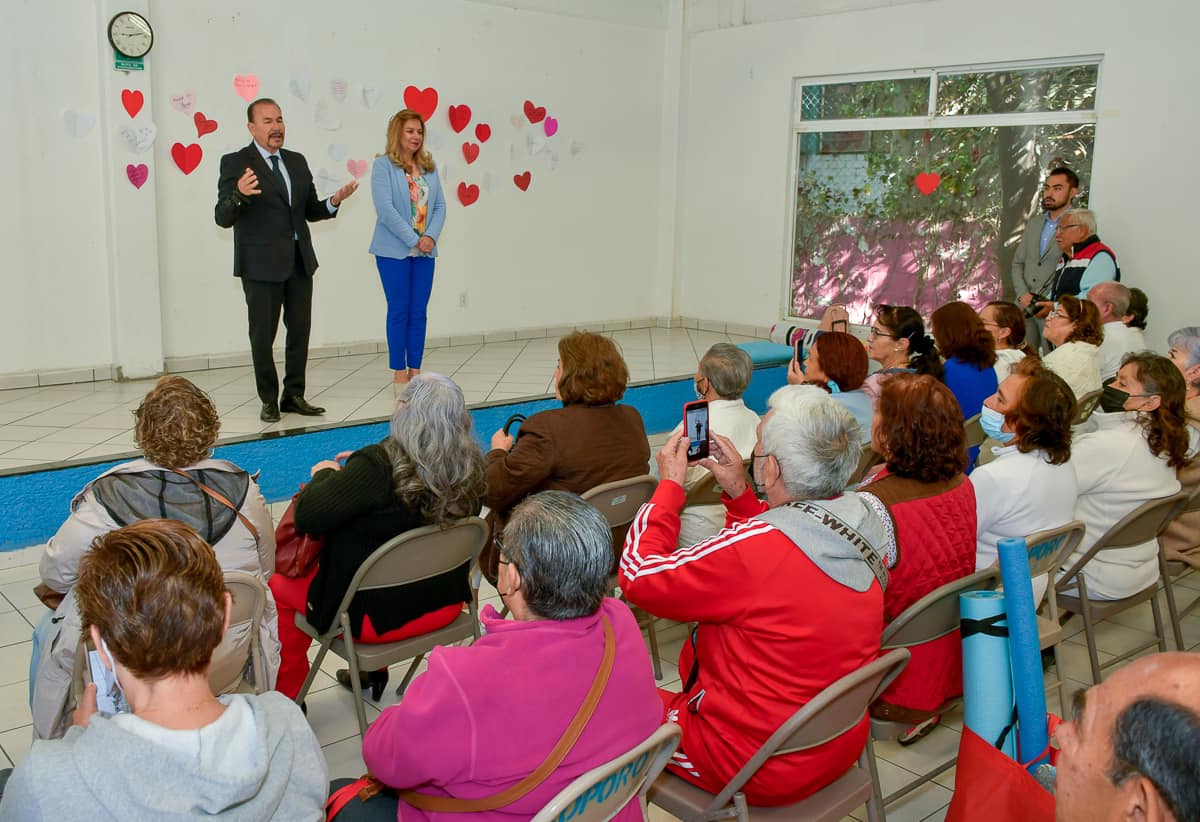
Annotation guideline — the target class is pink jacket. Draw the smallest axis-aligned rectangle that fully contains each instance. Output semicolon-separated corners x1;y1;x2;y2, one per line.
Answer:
363;598;663;821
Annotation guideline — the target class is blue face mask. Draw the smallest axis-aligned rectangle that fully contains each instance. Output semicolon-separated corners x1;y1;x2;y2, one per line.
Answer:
980;405;1015;444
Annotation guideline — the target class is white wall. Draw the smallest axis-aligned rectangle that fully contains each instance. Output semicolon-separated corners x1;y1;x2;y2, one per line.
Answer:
675;0;1200;351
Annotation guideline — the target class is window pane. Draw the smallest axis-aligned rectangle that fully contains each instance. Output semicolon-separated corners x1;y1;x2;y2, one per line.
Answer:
790;124;1095;321
800;78;929;121
936;65;1098;116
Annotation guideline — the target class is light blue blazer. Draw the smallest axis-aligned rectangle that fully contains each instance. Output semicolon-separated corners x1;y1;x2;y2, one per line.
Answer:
368;155;446;259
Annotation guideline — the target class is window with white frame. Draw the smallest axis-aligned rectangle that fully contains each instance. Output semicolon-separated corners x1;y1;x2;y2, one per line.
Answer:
788;60;1099;322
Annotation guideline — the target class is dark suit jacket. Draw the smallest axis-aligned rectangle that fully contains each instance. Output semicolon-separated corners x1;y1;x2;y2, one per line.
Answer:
214;143;336;282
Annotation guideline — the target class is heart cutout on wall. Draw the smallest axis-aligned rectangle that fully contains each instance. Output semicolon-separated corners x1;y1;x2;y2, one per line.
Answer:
121;89;144;118
330;79;348;103
462;142;480;164
171;142;203;175
404;86;439;121
63;110;95;138
475;123;491;143
915;172;941;195
448;105;472;133
523;99;546;124
169;91;196;114
118;122;157;154
194;112;218;137
543;117;558;138
346;158;368;179
126;163;149;189
233;75;260;102
513;171;531;192
457;182;479;206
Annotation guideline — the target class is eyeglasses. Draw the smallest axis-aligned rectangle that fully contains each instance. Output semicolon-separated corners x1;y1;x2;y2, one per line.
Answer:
494;537;519;572
1054;223;1082;234
867;327;896;339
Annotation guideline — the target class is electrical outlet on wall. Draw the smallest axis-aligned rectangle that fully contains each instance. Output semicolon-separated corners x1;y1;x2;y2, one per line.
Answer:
458;291;468;308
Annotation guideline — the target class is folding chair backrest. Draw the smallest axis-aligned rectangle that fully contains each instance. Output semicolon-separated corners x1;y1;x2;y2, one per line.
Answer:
1025;520;1086;579
708;649;911;809
1073;390;1102;425
582;475;658;532
1176;485;1200;518
531;724;682;822
881;567;1000;649
963;413;985;450
212;571;268;693
1092;492;1190;552
345;517;489;602
848;447;881;486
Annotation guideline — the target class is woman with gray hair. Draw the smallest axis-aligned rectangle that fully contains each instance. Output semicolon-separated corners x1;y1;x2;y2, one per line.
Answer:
1161;328;1200;568
269;373;486;701
334;491;662;821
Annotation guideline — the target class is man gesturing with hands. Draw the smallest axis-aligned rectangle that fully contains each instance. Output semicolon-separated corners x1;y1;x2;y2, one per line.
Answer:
216;97;358;423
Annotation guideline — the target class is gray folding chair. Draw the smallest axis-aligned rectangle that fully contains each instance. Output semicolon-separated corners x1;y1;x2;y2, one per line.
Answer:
293;516;489;738
1072;389;1103;425
963;413;985;451
1157;485;1200;649
582;475;663;679
213;571;270;695
1055;492;1189;683
532;723;682;822
648;649;909;822
1020;521;1086;711
866;567;1000;807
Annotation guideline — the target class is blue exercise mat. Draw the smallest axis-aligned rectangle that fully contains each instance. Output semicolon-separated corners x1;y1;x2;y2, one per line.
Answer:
736;341;794;367
960;589;1016;758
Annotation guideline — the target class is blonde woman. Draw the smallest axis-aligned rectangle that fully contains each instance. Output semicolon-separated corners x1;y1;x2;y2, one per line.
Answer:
370;110;446;390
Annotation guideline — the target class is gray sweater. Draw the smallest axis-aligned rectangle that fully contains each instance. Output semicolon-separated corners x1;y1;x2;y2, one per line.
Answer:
0;692;327;821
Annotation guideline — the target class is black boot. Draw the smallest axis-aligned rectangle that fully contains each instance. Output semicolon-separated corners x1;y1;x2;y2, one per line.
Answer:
336;668;389;701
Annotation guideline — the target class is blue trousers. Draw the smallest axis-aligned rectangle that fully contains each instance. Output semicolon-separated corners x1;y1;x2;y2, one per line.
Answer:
376;255;435;371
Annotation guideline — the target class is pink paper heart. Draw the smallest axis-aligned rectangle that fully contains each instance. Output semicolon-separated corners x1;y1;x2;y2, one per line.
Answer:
543;117;558;138
126;163;149;189
346;158;368;179
169;91;196;114
233;75;260;102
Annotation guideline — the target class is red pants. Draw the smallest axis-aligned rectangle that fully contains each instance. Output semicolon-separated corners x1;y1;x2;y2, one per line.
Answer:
269;568;463;699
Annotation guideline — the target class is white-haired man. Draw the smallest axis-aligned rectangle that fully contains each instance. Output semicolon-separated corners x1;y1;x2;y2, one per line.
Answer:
1027;208;1120;328
1089;280;1143;382
620;385;890;807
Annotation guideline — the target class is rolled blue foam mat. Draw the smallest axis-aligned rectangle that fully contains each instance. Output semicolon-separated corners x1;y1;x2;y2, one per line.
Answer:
998;536;1050;771
960;590;1015;758
736;341;795;367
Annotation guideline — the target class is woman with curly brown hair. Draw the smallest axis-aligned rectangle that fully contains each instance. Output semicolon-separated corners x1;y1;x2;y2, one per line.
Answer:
1043;294;1104;399
31;376;277;740
481;331;650;582
1061;352;1190;600
858;373;976;742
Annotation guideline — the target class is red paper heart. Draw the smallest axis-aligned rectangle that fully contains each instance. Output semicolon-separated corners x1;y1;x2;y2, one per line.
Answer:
121;89;144;118
193;112;218;137
404;86;439;122
523;99;546;124
462;142;480;164
171;142;203;175
126;164;149;189
475;123;491;143
513;171;532;192
448;105;471;133
915;172;941;195
457;181;479;206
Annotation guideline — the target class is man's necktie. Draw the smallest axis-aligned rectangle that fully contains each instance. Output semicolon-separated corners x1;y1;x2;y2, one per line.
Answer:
269;155;289;204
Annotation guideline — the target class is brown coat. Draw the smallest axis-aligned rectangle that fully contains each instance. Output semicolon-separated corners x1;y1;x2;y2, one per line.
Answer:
481;403;650;581
1160;412;1200;569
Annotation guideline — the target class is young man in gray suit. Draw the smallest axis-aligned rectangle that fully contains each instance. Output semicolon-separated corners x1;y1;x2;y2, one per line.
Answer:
1013;166;1079;353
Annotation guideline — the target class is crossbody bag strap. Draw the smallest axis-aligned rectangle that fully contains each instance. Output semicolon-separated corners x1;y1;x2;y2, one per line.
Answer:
169;469;261;545
399;614;616;813
783;500;889;590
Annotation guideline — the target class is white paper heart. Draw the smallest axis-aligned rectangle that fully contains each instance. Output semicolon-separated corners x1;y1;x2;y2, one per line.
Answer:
327;143;348;162
289;77;311;101
481;171;493;193
569;138;584;157
548;150;561;172
314;168;343;199
439;160;452;181
330;79;348;103
119;122;157;154
361;85;379;109
169;91;196;114
508;143;517;162
314;100;341;131
63;110;95;138
526;134;547;156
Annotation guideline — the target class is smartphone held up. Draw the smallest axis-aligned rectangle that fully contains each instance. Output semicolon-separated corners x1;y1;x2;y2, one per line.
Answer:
684;400;710;462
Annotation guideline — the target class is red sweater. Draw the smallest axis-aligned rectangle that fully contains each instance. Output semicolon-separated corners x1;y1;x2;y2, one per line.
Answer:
619;482;883;805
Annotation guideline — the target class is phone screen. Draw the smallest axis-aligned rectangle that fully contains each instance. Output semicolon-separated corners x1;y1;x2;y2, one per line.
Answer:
684;401;709;461
86;648;128;716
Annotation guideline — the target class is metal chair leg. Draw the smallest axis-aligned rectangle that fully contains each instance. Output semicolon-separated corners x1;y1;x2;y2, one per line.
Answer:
1077;584;1103;684
1150;597;1168;653
1160;561;1187;650
295;636;331;705
395;653;425;697
862;738;885;822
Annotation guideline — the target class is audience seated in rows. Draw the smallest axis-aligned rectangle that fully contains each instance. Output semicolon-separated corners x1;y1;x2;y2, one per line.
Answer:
1043;294;1105;400
1089;281;1144;383
334;491;661;822
652;343;759;548
481;331;650;582
863;304;942;406
1;520;326;821
858;374;976;740
1159;328;1200;569
621;385;887;806
788;330;874;444
971;359;1078;601
31;376;279;741
1060;353;1190;599
979;300;1031;382
269;373;485;701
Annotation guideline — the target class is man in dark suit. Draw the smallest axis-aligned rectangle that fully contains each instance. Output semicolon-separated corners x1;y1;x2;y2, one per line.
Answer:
215;98;358;422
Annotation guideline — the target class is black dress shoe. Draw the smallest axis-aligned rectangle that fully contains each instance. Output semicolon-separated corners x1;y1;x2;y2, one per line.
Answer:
260;401;280;422
280;396;325;416
336;668;389;701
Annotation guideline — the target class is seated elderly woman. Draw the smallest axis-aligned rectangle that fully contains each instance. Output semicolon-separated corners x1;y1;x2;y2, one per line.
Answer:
622;385;888;806
31;376;278;741
863;305;942;406
971;359;1078;599
979;300;1032;382
269;373;486;701
1043;294;1104;400
330;491;661;821
1062;353;1191;600
482;331;650;582
859;374;976;741
1161;327;1200;568
787;330;873;443
931;301;999;421
654;343;760;547
0;520;326;821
